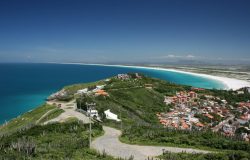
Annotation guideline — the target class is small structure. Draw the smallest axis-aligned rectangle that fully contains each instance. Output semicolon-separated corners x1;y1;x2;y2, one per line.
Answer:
117;74;130;80
237;90;244;95
204;113;214;119
246;87;250;94
145;84;153;89
92;85;105;92
95;90;109;96
164;96;172;105
195;122;204;128
189;91;197;98
77;88;88;94
87;109;99;118
135;73;142;79
105;79;111;82
104;109;121;121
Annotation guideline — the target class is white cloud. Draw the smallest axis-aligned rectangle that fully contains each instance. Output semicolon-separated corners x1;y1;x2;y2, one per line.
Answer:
160;54;196;59
186;54;195;58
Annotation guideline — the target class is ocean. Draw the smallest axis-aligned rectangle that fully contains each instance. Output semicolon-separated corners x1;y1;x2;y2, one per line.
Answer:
0;63;224;124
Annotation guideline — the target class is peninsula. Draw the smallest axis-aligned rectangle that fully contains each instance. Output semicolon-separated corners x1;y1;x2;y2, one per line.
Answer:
0;73;250;159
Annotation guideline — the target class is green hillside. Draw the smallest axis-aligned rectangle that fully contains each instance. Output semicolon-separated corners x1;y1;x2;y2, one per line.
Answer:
1;74;250;159
0;121;116;160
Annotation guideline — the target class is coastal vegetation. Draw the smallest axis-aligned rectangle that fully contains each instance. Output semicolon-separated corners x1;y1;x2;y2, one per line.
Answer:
158;151;250;160
121;125;250;152
37;108;64;124
72;74;250;158
0;104;59;135
1;73;250;159
0;120;117;160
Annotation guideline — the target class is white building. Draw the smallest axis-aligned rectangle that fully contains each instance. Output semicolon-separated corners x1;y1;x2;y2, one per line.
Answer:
164;96;172;105
246;87;250;93
92;85;105;92
77;88;88;94
87;109;99;118
237;90;244;94
117;74;130;80
104;109;121;122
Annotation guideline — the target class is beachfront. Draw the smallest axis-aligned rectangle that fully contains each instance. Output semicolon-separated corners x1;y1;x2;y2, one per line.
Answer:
58;63;250;90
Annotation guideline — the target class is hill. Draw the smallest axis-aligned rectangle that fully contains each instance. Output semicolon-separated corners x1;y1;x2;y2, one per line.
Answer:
0;73;250;159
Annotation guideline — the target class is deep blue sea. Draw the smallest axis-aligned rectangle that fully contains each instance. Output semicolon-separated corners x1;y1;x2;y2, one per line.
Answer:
0;63;224;124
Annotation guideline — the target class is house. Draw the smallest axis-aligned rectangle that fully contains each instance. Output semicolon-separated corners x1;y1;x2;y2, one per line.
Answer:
181;121;190;129
164;96;173;105
189;91;197;98
105;79;110;82
237;90;244;94
247;87;250;94
241;133;250;142
95;90;109;96
189;117;199;123
222;124;234;135
195;122;204;127
221;100;227;104
135;73;142;79
93;85;105;92
204;113;214;119
117;74;130;80
77;88;88;94
104;109;121;121
87;109;99;118
238;102;250;109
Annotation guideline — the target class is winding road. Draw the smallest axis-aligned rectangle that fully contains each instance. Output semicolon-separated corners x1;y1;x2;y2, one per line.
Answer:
92;126;211;160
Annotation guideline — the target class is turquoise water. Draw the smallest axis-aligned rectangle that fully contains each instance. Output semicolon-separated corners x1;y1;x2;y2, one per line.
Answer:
0;63;224;124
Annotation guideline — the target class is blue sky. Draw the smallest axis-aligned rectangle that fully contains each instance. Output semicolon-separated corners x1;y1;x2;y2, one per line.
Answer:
0;0;250;64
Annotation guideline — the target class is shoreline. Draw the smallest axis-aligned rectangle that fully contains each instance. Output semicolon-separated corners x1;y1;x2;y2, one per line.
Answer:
51;62;250;90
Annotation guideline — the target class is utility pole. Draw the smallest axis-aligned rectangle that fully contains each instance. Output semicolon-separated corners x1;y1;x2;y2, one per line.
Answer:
86;102;96;148
89;107;92;148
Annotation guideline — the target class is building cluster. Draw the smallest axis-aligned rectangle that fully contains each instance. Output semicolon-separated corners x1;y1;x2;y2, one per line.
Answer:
86;106;121;122
116;73;142;80
237;102;250;123
117;74;131;80
159;91;203;130
210;100;250;139
158;90;250;141
164;91;198;105
76;85;109;97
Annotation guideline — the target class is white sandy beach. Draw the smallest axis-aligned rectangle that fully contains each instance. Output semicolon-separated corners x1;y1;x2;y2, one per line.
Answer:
55;62;250;90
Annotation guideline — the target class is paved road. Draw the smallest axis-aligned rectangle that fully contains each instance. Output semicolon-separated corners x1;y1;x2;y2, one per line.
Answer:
92;126;211;160
44;101;90;124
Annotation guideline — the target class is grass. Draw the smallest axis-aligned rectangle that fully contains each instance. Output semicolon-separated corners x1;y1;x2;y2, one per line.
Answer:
0;121;119;160
0;104;57;135
38;108;65;124
158;151;250;160
119;124;250;153
2;74;249;159
75;75;250;154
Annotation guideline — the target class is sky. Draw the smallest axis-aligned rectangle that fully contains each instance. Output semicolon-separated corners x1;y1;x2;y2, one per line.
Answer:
0;0;250;65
